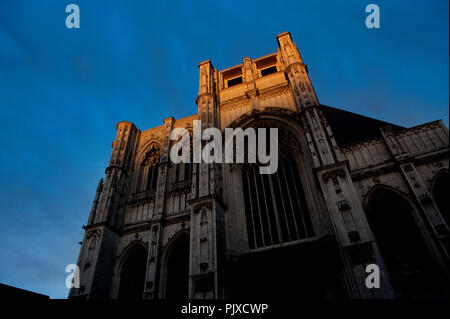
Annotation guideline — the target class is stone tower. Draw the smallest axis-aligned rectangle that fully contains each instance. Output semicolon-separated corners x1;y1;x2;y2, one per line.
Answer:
70;32;449;299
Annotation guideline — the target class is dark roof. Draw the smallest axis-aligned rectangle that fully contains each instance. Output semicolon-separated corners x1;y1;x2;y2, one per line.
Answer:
320;104;404;145
0;283;49;299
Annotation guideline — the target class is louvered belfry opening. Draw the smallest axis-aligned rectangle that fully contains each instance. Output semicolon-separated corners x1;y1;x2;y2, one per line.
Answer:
240;127;314;250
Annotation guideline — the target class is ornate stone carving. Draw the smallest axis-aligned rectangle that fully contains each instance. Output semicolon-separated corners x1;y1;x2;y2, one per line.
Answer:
86;229;102;239
193;202;212;214
418;193;433;205
128;190;156;207
322;169;346;189
168;180;192;196
142;144;160;166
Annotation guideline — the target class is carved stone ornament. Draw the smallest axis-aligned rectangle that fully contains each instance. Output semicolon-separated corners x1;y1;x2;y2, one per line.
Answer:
86;229;102;239
128;190;156;207
194;202;212;214
418;193;433;205
142;145;160;166
168;180;192;196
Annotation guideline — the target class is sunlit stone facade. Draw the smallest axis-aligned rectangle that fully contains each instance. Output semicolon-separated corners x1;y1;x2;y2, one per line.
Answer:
70;32;449;299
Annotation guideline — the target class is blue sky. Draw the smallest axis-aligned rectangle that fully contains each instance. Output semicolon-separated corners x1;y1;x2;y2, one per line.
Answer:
0;0;448;298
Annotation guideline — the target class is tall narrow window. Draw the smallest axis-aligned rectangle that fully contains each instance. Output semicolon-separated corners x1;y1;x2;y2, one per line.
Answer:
146;165;158;190
135;164;144;192
241;155;314;249
173;145;192;182
136;144;160;192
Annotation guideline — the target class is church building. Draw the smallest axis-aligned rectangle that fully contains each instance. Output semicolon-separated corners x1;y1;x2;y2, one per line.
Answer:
69;32;449;299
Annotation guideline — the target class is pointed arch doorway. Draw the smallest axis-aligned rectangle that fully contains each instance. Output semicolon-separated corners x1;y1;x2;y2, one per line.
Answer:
163;232;190;299
365;187;441;298
117;244;148;299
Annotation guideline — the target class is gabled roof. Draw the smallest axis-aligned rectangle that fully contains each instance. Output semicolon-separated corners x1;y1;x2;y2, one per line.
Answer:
320;104;404;146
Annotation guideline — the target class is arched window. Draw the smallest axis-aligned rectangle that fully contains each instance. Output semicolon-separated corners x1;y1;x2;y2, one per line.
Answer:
164;233;190;299
366;187;439;298
146;165;158;191
118;244;147;300
432;171;449;226
136;145;160;192
171;133;193;183
241;152;314;249
174;147;192;182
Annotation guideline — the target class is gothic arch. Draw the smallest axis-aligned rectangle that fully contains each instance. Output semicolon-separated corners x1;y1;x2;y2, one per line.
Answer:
228;109;303;139
159;230;190;299
133;141;161;193
363;184;440;298
430;169;449;226
227;110;328;249
363;184;413;206
137;138;162;160
229;108;302;129
134;139;162;176
113;241;148;299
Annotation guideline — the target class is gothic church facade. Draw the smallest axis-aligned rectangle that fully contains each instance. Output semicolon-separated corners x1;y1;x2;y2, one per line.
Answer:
70;32;449;299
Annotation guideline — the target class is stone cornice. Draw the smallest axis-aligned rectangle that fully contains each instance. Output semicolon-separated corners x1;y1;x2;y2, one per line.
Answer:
82;222;119;234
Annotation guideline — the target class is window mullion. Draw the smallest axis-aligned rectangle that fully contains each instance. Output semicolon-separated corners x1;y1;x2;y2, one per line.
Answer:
286;162;307;237
268;171;283;244
281;162;300;240
259;171;274;245
252;167;266;247
274;164;291;242
246;169;258;248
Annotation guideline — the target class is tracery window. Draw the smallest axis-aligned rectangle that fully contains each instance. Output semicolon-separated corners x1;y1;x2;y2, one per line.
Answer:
146;164;158;191
135;145;160;192
241;153;314;249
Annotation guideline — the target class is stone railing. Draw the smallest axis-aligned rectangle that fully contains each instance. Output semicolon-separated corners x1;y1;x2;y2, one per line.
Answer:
168;180;192;196
128;189;156;207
